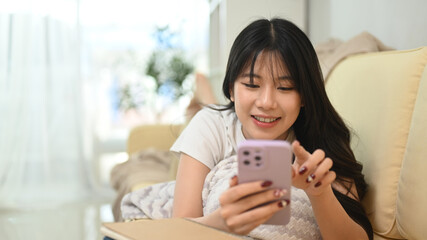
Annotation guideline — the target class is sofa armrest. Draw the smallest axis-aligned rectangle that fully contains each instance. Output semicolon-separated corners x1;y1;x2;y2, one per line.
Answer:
127;124;185;155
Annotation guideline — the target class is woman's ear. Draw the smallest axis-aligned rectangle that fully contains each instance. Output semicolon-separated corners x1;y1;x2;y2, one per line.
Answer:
229;86;235;102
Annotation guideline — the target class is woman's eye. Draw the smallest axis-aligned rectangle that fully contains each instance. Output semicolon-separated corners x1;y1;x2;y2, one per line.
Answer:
278;87;294;91
242;83;259;88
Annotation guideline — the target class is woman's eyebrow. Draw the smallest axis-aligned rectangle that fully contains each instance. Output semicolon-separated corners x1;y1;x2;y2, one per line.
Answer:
278;75;292;80
241;73;261;78
241;73;292;81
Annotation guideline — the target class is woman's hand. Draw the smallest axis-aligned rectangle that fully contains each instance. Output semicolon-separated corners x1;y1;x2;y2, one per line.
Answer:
212;176;289;235
291;140;336;197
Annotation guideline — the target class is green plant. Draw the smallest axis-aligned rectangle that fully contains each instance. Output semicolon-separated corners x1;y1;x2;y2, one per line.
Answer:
117;25;193;112
146;26;194;100
117;82;145;112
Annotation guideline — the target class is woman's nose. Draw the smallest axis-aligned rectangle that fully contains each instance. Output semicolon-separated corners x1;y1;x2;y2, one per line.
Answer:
255;87;277;110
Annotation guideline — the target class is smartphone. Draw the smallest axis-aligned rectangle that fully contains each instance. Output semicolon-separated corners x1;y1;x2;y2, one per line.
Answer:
237;139;292;225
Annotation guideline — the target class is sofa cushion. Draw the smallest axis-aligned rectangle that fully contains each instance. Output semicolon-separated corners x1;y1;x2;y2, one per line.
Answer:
325;47;427;239
397;61;427;240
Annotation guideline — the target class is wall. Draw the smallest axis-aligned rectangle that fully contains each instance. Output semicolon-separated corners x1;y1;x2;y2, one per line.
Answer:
308;0;427;50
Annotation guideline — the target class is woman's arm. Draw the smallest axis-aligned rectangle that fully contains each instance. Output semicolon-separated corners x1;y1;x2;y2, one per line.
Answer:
291;141;368;240
309;186;368;240
172;153;210;218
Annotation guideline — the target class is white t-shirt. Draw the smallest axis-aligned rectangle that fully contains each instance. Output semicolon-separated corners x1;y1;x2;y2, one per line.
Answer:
170;106;245;169
170;106;320;239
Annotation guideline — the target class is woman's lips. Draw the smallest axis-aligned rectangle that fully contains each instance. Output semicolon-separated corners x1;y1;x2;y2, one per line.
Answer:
251;115;281;128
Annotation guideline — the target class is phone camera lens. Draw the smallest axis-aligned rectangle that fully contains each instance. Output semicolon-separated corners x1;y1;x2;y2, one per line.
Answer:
255;156;261;161
243;150;250;156
243;160;250;165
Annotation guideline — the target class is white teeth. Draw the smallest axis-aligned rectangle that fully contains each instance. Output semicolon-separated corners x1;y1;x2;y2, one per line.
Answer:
254;116;279;123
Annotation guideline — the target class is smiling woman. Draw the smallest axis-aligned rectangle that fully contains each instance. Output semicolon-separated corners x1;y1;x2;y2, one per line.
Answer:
167;17;372;240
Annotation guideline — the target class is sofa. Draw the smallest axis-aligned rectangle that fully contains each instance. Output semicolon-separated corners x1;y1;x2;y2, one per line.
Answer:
116;47;427;239
326;47;427;240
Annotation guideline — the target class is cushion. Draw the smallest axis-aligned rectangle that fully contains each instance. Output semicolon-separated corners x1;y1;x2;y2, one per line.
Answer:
325;47;427;239
397;61;427;239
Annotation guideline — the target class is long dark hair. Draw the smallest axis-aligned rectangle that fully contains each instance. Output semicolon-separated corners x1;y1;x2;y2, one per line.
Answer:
220;18;373;239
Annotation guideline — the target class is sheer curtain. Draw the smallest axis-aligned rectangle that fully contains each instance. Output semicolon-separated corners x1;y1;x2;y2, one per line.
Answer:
0;0;94;208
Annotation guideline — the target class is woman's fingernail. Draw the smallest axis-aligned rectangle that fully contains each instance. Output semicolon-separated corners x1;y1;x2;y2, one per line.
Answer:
229;175;237;185
306;174;315;183
261;180;273;187
278;199;290;208
315;181;322;188
274;189;286;197
298;166;307;175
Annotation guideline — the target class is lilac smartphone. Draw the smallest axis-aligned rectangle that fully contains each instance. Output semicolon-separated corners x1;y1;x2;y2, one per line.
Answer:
237;139;292;225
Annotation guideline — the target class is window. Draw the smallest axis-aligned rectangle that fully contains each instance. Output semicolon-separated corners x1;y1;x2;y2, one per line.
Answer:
79;0;210;186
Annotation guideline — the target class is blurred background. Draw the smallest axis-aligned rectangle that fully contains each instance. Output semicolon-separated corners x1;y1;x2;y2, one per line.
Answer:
0;0;426;239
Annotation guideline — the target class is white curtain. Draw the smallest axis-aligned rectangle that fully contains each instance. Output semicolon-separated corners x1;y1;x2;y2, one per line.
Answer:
0;0;94;208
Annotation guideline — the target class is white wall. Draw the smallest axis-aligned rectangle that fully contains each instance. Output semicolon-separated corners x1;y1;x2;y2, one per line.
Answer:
308;0;427;50
224;0;307;53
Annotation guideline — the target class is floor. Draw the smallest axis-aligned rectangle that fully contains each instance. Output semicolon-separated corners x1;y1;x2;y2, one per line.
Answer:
0;195;115;240
0;149;126;240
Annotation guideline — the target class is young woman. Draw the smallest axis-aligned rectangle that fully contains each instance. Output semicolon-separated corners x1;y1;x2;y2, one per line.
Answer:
170;18;373;240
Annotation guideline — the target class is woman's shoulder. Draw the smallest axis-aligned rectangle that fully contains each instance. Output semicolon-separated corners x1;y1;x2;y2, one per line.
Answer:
171;105;237;169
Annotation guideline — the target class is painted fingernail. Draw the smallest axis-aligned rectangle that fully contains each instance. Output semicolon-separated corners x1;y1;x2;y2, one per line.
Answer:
278;199;290;208
261;180;273;187
274;189;286;198
298;166;307;175
315;182;322;188
306;174;315;183
229;175;237;185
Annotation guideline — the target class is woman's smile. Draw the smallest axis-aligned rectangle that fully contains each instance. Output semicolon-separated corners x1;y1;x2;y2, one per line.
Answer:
251;115;281;128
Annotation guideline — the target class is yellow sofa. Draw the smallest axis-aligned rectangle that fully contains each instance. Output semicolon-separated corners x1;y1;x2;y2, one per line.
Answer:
326;47;427;240
124;47;427;239
126;123;185;189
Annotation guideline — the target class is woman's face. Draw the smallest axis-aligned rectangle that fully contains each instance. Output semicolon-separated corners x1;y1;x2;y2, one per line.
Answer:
230;52;302;140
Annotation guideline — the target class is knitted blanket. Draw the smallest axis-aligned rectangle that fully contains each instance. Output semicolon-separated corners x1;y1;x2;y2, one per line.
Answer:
121;156;321;240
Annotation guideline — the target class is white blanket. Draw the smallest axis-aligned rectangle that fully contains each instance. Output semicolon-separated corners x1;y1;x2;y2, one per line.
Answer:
121;156;321;240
